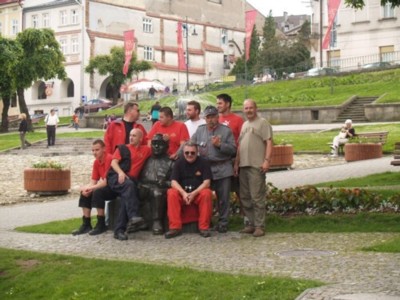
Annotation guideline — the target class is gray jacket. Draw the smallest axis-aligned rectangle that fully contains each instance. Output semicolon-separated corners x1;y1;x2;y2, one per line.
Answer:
191;123;236;180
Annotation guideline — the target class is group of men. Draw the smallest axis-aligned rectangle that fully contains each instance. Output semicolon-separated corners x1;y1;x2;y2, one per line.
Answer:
72;94;273;240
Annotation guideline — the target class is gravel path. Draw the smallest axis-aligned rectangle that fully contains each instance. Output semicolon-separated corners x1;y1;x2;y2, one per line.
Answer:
1;151;400;300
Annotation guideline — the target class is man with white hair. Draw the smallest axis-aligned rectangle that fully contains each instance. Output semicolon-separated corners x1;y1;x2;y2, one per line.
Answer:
330;119;356;157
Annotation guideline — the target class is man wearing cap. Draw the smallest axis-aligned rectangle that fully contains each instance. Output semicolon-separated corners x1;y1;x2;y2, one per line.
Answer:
330;119;356;157
191;105;236;233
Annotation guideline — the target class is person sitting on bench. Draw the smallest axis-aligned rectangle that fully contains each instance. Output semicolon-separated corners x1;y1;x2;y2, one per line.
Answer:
165;141;213;239
330;119;356;157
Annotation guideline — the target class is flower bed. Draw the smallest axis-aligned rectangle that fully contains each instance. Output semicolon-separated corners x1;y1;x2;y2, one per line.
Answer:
24;161;70;195
265;183;400;215
270;145;294;169
344;143;382;162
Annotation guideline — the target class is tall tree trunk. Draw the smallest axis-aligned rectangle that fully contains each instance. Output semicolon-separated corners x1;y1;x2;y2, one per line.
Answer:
17;87;33;132
112;87;119;105
0;96;11;133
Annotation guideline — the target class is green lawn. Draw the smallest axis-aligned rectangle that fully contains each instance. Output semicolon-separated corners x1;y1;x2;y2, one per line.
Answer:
315;171;400;188
2;122;399;153
274;123;400;154
0;247;321;300
83;68;400;115
0;130;104;151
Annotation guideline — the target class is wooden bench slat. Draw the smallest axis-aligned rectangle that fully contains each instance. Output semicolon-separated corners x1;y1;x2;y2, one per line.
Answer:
355;131;388;145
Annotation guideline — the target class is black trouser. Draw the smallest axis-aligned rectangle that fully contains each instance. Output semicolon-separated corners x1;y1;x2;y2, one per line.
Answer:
78;194;92;209
92;176;140;233
46;125;56;146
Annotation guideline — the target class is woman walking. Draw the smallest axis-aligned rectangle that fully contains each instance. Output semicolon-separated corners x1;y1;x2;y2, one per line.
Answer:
18;113;31;149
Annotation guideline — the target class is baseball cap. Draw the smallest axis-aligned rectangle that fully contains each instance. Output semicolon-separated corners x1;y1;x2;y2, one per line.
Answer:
203;106;218;117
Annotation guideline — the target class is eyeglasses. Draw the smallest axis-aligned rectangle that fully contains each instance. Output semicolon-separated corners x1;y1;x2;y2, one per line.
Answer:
184;151;196;156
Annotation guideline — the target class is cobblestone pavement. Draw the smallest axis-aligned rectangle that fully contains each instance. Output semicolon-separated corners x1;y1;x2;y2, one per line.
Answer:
0;153;349;206
1;152;400;299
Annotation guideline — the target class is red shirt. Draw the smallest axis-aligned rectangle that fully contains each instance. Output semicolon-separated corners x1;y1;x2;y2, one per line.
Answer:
219;113;244;145
91;153;113;181
147;120;189;156
113;144;151;179
104;119;148;155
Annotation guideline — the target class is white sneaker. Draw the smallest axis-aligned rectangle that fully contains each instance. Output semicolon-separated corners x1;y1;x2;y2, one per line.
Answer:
330;153;338;157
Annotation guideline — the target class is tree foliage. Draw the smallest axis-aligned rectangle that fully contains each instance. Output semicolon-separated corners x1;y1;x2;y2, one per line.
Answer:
229;26;260;81
257;12;312;77
85;46;152;103
345;0;400;9
0;37;22;132
0;28;66;132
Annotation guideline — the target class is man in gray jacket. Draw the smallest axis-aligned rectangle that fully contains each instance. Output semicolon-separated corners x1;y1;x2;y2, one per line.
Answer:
191;106;236;233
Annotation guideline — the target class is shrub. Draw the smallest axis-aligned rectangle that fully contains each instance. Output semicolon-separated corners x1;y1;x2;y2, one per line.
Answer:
265;183;400;215
31;160;66;170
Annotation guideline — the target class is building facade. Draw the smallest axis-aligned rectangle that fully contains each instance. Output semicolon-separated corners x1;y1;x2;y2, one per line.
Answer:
310;0;400;71
4;0;264;117
23;0;86;116
87;0;247;101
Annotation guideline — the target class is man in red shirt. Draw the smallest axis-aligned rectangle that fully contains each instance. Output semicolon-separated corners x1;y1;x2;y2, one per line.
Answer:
147;106;189;160
72;139;113;235
104;101;147;155
216;94;245;225
92;128;152;240
217;93;244;145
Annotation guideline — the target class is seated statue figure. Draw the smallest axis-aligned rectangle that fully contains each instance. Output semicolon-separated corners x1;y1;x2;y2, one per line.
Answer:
139;134;173;234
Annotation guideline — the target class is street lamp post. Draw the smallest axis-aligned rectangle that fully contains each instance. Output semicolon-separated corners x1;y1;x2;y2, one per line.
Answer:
73;0;85;105
184;17;198;94
185;17;189;93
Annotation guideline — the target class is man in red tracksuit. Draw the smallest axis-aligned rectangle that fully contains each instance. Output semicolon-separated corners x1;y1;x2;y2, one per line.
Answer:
104;101;147;154
165;141;213;239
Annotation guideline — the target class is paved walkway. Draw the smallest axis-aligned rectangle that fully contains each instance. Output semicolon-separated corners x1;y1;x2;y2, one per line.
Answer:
2;123;400;299
1;154;400;299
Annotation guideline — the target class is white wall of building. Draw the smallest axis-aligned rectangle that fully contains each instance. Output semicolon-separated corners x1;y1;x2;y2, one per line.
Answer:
310;0;400;69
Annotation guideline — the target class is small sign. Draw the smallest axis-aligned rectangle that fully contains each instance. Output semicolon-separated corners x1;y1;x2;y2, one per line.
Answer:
81;95;87;103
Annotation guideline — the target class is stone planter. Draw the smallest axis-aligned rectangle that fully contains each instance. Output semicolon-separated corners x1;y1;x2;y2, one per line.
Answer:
24;168;71;195
270;145;294;169
344;143;382;162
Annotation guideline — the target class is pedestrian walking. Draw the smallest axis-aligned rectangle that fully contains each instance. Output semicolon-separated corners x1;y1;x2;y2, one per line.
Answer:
45;109;59;147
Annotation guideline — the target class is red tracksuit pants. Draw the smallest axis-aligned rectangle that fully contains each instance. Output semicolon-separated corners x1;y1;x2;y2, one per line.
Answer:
167;188;213;230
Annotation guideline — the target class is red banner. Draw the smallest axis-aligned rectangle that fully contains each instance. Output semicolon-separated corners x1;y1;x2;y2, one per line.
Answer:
177;22;186;71
123;30;135;76
245;10;257;61
322;0;341;49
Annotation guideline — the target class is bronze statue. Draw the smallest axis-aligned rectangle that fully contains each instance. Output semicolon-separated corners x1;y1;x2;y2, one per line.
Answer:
139;134;173;234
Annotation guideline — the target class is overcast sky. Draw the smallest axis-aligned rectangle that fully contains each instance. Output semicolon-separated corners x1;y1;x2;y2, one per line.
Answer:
246;0;312;17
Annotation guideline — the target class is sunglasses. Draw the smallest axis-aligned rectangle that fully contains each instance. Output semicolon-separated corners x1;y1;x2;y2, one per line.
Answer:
184;151;196;156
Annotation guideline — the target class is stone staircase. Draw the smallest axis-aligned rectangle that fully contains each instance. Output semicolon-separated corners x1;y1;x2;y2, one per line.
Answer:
1;138;95;156
334;96;377;123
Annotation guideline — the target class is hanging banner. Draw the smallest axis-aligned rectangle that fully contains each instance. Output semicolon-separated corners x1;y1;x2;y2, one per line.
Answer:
322;0;341;49
245;10;257;61
177;22;186;71
123;30;135;76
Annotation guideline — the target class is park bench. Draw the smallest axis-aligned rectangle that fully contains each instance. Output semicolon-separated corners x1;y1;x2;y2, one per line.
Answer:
330;131;389;155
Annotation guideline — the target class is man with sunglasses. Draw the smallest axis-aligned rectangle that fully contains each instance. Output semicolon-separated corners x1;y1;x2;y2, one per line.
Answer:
104;101;148;155
191;105;236;233
165;141;213;239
